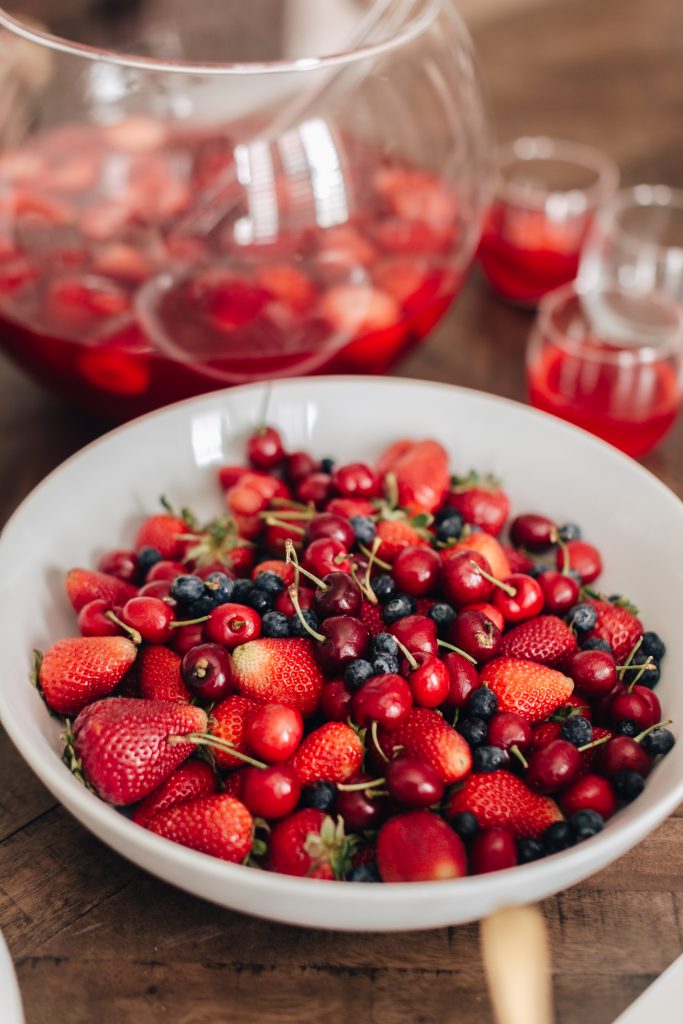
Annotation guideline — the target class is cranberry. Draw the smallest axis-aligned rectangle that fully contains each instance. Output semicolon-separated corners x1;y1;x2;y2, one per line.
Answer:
493;573;544;623
146;559;185;582
566;650;617;697
390;615;438;657
556;540;602;583
598;736;653;779
181;642;235;702
352;674;413;730
331;462;380;498
462;602;505;632
316;615;370;672
609;686;661;730
537;571;580;615
448;610;502;663
526;739;582;793
206;603;262;649
441;550;494;605
487;712;532;754
305;513;356;549
315;571;362;619
441;651;480;708
78;598;121;637
385;756;445;808
97;548;139;583
392;546;441;597
121;595;174;643
509;514;556;551
247;426;286;470
560;774;618;819
470;828;518;874
240;764;301;820
303;537;351;578
407;652;451;708
170;622;206;656
246;703;304;763
296;472;333;507
138;579;173;600
532;721;563;749
320;680;354;721
336;774;384;831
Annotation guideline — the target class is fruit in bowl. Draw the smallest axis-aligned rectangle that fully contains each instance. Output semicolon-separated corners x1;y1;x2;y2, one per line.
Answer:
1;378;681;930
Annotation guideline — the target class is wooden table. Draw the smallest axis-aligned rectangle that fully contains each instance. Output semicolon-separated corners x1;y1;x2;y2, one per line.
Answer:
1;0;682;1021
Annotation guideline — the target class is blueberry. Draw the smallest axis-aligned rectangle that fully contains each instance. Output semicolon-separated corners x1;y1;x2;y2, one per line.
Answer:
232;579;256;604
254;571;285;595
350;516;376;547
373;654;399;675
261;611;291;638
526;564;544;579
457;716;488;748
428;603;456;630
473;745;506;772
569;809;604;840
347;863;381;883
137;546;162;578
621;661;661;689
373;632;399;657
466;687;498;720
288;608;319;638
300;781;337;811
613;769;645;803
344;658;375;691
517;838;545;864
560;716;592;747
567;603;598;633
642;728;676;757
320;457;335;474
640;631;666;662
436;513;464;544
542;821;576;854
614;720;638;738
382;594;416;624
203;571;235;606
451;811;478;842
249;589;275;615
558;523;582;542
170;574;205;607
580;636;614;655
186;595;218;618
371;574;396;604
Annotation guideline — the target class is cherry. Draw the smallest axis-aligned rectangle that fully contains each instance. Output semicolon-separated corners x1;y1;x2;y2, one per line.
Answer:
296;472;333;507
487;712;532;755
493;573;544;623
196;562;237;581
170;622;206;656
526;739;582;793
247;426;286;470
336;774;384;830
385;756;445;808
609;686;661;730
275;584;315;617
181;642;235;702
205;603;262;649
303;537;351;578
448;609;502;663
314;571;362;619
263;515;304;556
331;462;380;498
562;694;592;719
121;595;174;643
352;674;413;730
78;598;121;637
240;764;301;819
441;651;480;708
509;513;556;551
556;540;602;583
462;602;505;632
566;650;617;697
285;450;319;483
531;721;563;749
390;614;438;657
320;680;354;721
146;559;186;582
598;736;653;779
470;828;518;874
138;579;173;600
537;571;580;615
441;550;494;605
305;512;356;549
560;774;618;820
406;652;451;708
392;546;441;597
316;615;370;672
97;548;139;583
246;703;304;763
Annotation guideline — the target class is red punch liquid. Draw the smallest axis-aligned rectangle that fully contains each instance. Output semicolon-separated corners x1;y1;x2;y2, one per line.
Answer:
0;120;464;419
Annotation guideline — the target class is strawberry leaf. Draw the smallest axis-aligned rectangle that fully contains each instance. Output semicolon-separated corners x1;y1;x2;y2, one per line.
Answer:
409;512;434;530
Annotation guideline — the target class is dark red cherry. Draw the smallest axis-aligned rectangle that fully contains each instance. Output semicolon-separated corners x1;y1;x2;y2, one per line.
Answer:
565;650;617;697
537;571;580;615
285;450;319;483
316;615;370;672
97;548;139;583
385;756;445;808
352;674;413;731
181;642;235;702
441;550;495;605
296;472;333;507
448;610;502;663
555;540;602;583
509;514;557;551
470;828;518;874
336;773;384;831
487;712;532;753
305;512;355;550
169;621;206;656
598;736;652;779
78;599;121;637
320;680;354;721
240;764;300;819
609;686;661;729
441;651;480;709
392;546;441;597
390;614;438;657
560;774;618;819
314;571;362;618
247;426;286;470
525;739;582;794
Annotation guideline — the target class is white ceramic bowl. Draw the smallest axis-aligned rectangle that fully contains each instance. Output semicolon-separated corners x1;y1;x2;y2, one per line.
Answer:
0;928;24;1024
1;377;681;932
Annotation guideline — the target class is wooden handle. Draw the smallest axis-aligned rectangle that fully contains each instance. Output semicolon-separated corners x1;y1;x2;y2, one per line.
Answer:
480;905;553;1024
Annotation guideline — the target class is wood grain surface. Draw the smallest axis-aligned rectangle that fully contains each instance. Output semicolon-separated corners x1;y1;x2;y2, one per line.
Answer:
1;0;682;1022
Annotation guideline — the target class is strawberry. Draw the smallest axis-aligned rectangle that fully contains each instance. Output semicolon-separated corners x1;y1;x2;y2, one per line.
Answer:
500;615;578;666
377;811;467;882
38;636;138;716
68;698;207;804
325;497;377;519
251;560;295;585
446;771;563;839
132;760;216;827
585;599;643;661
222;769;246;797
66;568;138;613
481;657;574;723
138;645;191;704
289;722;363;785
375;519;427;563
231;638;324;716
376;438;449;514
379;707;472;783
134;514;188;560
148;793;253;863
209;695;259;769
360;599;385;637
446;475;510;537
501;544;535;575
441;533;512;581
267;810;353;879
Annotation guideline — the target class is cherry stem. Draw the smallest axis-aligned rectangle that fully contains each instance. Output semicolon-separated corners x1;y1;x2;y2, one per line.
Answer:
578;734;612;752
370;720;389;763
285;539;328;591
351;563;377;605
468;560;516;597
509;744;528;769
618;636;643;680
363;536;383;594
288;585;326;643
337;777;386;793
436;639;478;665
268;498;315;515
265;516;306;537
105;610;142;646
626;656;654;693
383;472;399;510
553;534;570;576
174;732;268;770
392;636;418;671
634;719;673;744
170;614;210;629
359;543;392;571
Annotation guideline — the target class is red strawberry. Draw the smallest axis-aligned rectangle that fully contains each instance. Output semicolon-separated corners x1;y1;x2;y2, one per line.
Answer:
586;599;643;661
209;695;259;769
360;599;385;637
222;769;246;797
325;497;377;519
500;615;578;666
134;514;188;560
481;657;574;723
379;707;472;783
446;477;510;537
377;811;467;882
38;636;138;716
231;639;323;716
251;560;295;585
148;793;253;863
376;438;449;514
289;722;363;785
442;533;512;581
70;698;207;804
138;645;191;704
375;519;427;563
132;760;216;827
267;810;352;879
66;568;138;613
501;545;535;575
446;771;563;839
